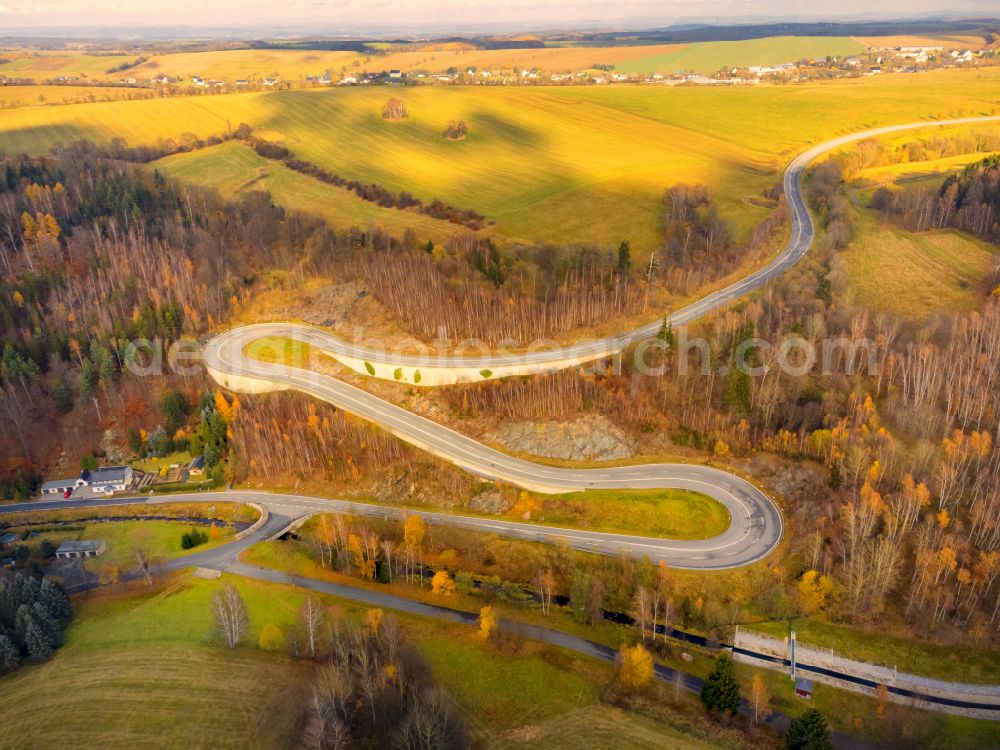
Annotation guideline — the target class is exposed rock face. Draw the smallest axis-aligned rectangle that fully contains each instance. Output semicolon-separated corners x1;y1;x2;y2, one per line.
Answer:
486;414;632;462
100;427;128;464
468;488;512;515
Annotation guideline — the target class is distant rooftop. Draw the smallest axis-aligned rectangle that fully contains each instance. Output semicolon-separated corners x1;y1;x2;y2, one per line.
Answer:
40;478;76;491
80;466;129;484
55;540;105;554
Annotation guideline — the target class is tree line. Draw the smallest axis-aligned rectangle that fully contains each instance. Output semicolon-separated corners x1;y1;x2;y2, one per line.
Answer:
871;153;1000;246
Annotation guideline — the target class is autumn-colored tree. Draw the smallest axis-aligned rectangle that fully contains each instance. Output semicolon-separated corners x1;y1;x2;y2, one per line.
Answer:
750;673;770;725
98;564;119;586
874;682;889;718
431;570;455;598
364;607;383;634
403;513;426;584
617;643;654;692
478;606;497;640
258;622;286;652
403;513;425;549
797;570;834;613
381;98;408;120
215;390;234;422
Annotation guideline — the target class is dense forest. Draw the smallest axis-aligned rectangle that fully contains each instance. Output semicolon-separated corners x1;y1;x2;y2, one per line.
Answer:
0;146;341;489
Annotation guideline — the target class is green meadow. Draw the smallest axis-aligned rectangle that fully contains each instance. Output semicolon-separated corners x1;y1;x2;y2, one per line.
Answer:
616;36;866;74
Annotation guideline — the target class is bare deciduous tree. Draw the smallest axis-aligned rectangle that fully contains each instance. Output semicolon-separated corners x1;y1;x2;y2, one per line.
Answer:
212;582;248;648
300;595;326;659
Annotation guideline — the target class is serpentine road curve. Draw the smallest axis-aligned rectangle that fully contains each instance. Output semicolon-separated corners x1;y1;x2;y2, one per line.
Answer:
203;116;1000;570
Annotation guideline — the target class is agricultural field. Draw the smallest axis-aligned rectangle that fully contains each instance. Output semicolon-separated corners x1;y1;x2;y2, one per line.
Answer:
0;85;139;109
122;48;361;83
0;49;136;79
367;42;686;74
615;36;866;74
839;211;996;320
855;34;989;49
0;69;998;256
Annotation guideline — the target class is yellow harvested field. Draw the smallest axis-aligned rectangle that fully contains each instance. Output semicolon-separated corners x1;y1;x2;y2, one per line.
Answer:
0;85;145;109
122;48;360;82
369;43;687;74
2;67;999;254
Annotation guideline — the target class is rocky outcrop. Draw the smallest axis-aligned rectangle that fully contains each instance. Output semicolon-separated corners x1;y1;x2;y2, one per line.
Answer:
486;414;632;463
467;488;512;515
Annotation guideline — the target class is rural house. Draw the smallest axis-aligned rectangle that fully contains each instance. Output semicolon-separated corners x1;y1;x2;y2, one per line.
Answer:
55;540;107;560
40;478;76;496
186;455;205;477
75;465;135;495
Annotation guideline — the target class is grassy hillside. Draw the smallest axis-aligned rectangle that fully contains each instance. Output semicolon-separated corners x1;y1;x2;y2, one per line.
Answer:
855;151;996;188
0;50;132;79
152;141;462;244
125;48;360;83
0;574;726;749
0;85;139;108
616;36;866;74
840;211;996;320
2;68;999;254
0;577;314;750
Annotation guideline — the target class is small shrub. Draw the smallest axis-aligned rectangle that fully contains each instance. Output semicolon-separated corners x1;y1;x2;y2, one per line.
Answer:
258;623;286;652
381;98;408;120
180;528;209;550
364;361;376;376
443;119;468;140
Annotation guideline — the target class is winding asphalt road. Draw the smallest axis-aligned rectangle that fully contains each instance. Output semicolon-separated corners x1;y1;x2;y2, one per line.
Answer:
0;490;767;569
201;116;999;572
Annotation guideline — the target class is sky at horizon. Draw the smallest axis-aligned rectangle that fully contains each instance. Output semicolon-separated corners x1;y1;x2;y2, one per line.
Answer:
1;1;997;33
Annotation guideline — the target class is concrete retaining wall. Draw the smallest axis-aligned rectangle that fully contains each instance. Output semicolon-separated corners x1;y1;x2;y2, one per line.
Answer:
734;628;1000;717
